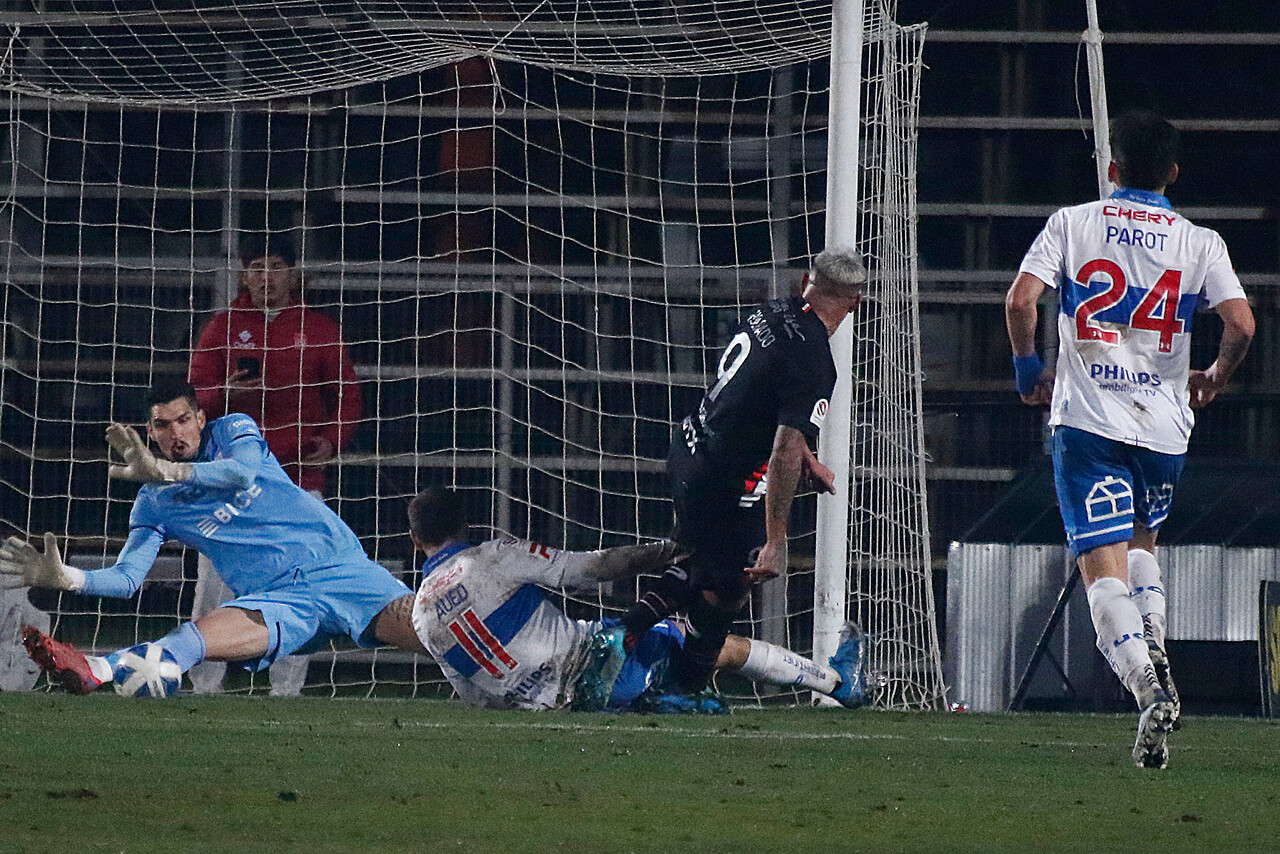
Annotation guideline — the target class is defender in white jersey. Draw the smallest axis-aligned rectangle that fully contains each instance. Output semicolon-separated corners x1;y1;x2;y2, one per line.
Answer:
1006;112;1254;768
406;488;868;711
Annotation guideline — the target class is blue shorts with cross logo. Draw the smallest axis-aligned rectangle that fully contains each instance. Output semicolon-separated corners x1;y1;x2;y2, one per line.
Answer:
1051;425;1185;556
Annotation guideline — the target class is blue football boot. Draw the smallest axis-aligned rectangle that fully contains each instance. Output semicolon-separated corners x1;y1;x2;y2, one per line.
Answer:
571;625;627;711
828;620;868;709
634;686;729;715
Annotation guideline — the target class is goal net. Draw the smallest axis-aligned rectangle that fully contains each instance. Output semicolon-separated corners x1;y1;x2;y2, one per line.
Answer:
0;1;943;708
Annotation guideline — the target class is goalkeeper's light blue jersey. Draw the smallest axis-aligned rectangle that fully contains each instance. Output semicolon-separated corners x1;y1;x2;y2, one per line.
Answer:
82;414;368;599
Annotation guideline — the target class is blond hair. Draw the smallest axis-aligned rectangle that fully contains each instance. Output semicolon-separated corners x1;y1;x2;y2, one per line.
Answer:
811;249;867;300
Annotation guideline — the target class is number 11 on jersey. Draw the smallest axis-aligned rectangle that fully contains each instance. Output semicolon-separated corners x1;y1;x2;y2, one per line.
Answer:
447;608;518;677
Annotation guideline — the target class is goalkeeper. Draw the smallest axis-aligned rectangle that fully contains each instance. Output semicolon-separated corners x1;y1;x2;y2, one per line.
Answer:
407;487;867;712
3;380;425;697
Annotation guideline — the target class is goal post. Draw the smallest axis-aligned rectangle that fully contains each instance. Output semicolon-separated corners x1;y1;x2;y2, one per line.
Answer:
814;0;866;704
0;0;943;707
816;2;942;709
1083;0;1114;199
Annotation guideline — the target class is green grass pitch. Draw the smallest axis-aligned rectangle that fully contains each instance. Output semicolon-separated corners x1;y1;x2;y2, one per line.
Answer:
2;693;1278;853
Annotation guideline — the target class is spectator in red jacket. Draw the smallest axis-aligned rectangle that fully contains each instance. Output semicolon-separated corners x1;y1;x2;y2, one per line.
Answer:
189;237;363;494
185;235;364;694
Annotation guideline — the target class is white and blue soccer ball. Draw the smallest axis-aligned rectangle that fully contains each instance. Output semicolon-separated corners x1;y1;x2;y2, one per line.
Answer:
112;643;182;698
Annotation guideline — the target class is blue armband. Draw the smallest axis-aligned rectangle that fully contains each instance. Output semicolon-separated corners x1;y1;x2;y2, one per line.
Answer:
1012;353;1045;396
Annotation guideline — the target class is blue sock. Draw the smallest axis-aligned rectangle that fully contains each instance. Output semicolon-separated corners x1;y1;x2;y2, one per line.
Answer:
107;622;207;674
157;622;207;672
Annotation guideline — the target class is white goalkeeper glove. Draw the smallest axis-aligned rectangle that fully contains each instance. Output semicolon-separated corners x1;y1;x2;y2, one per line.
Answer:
105;423;193;483
0;532;85;591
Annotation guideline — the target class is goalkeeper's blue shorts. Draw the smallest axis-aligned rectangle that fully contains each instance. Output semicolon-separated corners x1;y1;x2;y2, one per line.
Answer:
1052;425;1185;556
605;618;686;708
225;552;412;671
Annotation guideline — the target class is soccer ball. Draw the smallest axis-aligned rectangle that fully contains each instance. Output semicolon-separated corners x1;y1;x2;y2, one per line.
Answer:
112;643;182;698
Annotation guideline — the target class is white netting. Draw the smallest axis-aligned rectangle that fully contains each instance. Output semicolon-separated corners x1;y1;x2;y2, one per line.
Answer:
2;1;834;103
844;19;942;709
0;0;941;706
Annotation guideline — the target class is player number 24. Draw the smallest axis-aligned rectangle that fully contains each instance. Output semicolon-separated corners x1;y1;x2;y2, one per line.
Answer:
1074;259;1184;353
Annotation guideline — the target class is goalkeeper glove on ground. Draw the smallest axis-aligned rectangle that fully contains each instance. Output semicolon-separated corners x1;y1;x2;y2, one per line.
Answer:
106;423;193;483
0;532;85;591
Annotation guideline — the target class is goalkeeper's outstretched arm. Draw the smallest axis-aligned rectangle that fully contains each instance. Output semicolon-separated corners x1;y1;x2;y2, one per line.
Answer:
0;533;84;591
0;526;163;598
78;525;165;598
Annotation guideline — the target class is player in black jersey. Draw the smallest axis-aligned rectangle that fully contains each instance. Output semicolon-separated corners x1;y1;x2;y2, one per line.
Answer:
621;248;867;694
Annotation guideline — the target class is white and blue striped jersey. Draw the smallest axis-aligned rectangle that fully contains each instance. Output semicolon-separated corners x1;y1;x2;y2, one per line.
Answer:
1019;187;1246;454
411;538;621;710
82;414;369;599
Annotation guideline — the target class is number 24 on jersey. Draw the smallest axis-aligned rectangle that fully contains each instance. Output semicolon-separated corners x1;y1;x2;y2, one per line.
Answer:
1074;258;1184;353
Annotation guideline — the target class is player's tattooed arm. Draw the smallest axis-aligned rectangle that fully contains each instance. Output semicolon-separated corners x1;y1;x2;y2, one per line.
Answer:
591;540;684;582
799;442;837;495
747;425;808;584
501;537;682;588
1190;297;1255;409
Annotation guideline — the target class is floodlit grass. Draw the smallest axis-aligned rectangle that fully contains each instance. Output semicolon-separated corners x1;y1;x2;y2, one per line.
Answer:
2;693;1278;853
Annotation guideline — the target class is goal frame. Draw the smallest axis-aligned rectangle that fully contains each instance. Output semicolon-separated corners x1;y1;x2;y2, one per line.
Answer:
0;1;944;708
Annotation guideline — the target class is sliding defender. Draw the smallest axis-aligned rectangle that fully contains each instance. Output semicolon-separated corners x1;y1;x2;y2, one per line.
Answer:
407;487;867;712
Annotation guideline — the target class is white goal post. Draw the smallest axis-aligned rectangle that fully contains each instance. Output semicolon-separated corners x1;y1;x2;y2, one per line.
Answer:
0;0;943;708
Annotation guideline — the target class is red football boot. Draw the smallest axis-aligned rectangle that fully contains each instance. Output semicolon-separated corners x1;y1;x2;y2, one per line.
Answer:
21;626;104;695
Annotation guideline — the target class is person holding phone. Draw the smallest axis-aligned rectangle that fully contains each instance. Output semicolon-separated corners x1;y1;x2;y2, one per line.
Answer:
186;234;364;695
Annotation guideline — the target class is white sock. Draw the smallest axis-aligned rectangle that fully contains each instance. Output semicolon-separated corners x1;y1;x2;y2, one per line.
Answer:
1127;548;1167;648
1087;576;1158;708
85;655;114;684
739;639;840;694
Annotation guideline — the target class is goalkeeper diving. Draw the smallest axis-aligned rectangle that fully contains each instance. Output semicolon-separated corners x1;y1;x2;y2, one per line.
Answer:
2;380;427;696
406;487;868;712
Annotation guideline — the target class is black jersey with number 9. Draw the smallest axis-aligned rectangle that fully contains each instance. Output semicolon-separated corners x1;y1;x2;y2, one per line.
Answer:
682;296;836;484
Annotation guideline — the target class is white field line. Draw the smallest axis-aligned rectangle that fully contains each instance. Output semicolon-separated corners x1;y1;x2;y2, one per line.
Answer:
120;714;1246;753
359;719;1129;751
